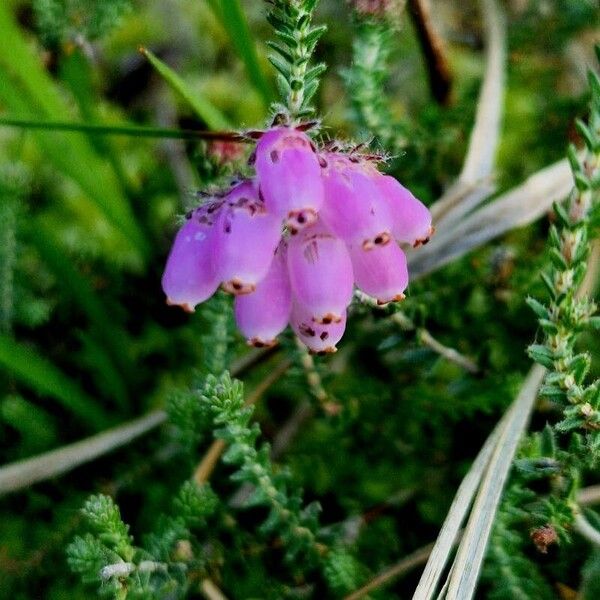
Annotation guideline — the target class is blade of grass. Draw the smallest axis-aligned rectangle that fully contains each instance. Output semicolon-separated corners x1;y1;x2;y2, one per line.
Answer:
0;348;272;495
429;0;506;227
206;0;273;107
411;419;504;600
0;116;246;141
442;365;546;600
0;334;111;429
140;47;231;129
0;410;166;496
0;5;148;262
27;223;134;382
408;158;573;281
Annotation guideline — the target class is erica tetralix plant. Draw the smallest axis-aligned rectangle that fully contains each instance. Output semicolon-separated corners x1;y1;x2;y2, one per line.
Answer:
162;124;433;353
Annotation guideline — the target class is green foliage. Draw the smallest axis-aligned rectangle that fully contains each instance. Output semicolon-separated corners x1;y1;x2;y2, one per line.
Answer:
206;0;273;107
266;0;327;118
344;16;407;150
204;371;322;563
33;0;132;47
0;3;598;599
486;52;600;599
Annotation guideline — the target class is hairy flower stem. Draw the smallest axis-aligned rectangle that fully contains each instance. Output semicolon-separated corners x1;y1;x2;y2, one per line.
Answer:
527;65;600;448
266;0;327;120
346;19;406;149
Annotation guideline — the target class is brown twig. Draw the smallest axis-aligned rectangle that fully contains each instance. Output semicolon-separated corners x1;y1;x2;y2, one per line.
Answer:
344;541;437;600
407;0;453;105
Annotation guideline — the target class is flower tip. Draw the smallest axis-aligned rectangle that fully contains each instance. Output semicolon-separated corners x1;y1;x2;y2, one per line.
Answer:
222;280;256;295
413;226;436;248
313;312;343;325
309;346;338;356
286;208;318;231
166;298;196;313
376;293;405;306
246;337;278;348
362;231;392;251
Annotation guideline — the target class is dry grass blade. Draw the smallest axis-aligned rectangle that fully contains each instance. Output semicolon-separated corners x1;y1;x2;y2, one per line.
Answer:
430;0;506;226
408;159;573;280
0;349;272;495
442;364;546;600
0;410;166;496
411;415;503;599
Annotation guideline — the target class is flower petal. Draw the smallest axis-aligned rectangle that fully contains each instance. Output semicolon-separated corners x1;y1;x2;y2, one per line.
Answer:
234;243;291;347
161;210;220;312
287;221;354;324
319;154;393;249
377;175;433;246
255;127;324;231
290;303;347;354
350;240;408;304
214;181;282;295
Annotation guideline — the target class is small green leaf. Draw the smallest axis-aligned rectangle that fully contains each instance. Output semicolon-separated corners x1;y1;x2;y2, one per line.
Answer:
528;344;555;369
140;47;231;130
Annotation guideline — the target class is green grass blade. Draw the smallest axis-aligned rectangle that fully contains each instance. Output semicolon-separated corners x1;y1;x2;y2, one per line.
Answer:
0;334;111;429
140;47;231;129
207;0;273;107
27;223;134;385
0;4;148;263
0;116;244;141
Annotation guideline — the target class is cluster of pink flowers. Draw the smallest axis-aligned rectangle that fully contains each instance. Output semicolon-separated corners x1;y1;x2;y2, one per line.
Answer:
162;126;432;353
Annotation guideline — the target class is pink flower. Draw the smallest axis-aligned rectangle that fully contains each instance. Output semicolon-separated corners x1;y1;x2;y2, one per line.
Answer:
319;153;393;250
234;243;292;347
162;132;433;352
290;303;347;354
161;205;221;313
349;239;408;304
376;175;433;246
254;126;324;232
213;180;282;295
287;221;354;324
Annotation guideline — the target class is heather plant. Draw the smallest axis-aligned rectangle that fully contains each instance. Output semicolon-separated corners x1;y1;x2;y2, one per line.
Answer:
0;1;599;599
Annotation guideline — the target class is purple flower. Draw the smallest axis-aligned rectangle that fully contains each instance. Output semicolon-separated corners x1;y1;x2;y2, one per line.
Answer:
376;175;433;246
255;126;324;232
162;130;432;353
349;240;408;304
290;303;347;354
287;221;354;324
161;206;221;313
213;180;282;295
234;243;292;347
319;153;393;250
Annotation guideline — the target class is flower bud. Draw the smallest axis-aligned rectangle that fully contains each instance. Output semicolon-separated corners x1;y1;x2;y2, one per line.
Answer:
214;181;282;295
255;127;324;231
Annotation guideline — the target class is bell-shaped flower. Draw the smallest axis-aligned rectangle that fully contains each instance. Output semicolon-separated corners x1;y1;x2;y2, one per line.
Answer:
376;175;433;246
287;221;354;324
291;303;347;354
319;154;393;250
213;180;282;295
350;240;408;304
234;243;291;347
255;126;324;232
161;206;221;313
